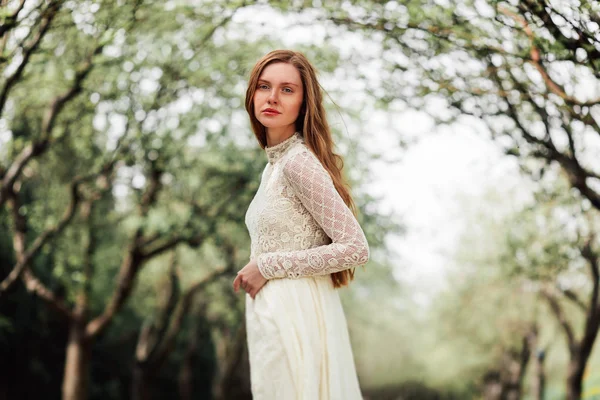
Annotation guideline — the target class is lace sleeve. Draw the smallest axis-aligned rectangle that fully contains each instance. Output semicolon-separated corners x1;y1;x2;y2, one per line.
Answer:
256;150;370;279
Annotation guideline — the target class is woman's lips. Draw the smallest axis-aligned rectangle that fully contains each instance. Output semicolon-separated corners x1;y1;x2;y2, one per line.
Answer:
262;109;280;116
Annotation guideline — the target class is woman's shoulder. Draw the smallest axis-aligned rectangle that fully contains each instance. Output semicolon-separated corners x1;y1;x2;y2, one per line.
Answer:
281;142;314;166
280;143;329;181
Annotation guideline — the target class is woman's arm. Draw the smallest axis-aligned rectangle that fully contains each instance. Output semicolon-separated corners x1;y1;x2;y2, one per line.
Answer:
256;149;370;279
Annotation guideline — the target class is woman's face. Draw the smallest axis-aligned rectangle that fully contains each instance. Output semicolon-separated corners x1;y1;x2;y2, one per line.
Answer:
253;62;304;135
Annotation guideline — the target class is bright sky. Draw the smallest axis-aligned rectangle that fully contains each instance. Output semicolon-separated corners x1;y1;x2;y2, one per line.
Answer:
361;109;524;303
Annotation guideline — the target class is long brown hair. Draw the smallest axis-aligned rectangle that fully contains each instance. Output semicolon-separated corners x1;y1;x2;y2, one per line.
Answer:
245;49;358;288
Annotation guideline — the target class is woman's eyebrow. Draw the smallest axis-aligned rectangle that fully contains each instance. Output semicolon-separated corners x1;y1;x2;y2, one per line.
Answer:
258;79;299;87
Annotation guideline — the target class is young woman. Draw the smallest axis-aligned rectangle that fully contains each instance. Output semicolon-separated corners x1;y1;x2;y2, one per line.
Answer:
232;49;370;399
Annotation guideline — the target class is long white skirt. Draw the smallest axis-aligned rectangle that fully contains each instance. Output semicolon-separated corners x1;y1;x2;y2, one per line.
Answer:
245;274;363;400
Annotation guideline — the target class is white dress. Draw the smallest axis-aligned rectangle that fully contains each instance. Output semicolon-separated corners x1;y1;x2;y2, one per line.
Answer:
244;131;370;400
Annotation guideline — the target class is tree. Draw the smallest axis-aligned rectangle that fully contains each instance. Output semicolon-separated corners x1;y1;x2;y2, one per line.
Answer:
433;178;600;399
311;1;600;398
499;185;600;400
0;1;260;398
1;2;403;398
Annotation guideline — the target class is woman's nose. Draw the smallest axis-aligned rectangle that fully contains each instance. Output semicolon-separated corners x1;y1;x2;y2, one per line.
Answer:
268;89;278;103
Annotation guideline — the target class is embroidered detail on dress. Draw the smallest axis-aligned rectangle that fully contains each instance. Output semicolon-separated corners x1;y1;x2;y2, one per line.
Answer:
265;131;304;165
251;147;370;280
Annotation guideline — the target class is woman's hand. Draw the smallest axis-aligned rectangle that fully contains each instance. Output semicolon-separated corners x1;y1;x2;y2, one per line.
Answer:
233;259;268;299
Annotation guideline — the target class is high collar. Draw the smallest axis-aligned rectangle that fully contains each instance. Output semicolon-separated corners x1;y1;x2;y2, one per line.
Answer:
265;132;304;165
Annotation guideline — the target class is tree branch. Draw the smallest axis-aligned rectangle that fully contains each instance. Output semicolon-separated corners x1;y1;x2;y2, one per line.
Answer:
135;251;180;365
542;288;576;353
489;62;600;210
520;0;600;65
151;267;231;369
581;237;599;314
74;199;97;318
1;182;74;318
559;288;588;313
1;0;48;66
141;234;202;260
21;268;74;317
85;236;144;338
0;178;80;296
0;157;117;294
578;235;600;370
0;0;64;117
0;39;105;208
85;161;165;338
0;0;27;38
499;4;600;107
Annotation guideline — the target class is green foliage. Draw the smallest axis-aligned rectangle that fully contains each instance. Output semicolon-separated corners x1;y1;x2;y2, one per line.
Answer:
1;0;402;398
420;175;600;397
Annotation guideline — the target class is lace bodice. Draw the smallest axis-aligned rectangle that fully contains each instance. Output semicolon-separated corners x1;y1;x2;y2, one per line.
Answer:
244;132;370;280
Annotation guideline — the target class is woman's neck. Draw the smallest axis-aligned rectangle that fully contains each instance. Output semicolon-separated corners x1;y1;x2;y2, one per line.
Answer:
266;126;296;147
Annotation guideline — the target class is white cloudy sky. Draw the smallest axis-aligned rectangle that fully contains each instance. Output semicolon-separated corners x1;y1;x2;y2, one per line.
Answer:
361;109;524;301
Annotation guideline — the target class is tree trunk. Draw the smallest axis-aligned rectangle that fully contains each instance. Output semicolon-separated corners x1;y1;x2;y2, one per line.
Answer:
532;349;545;400
504;335;530;400
62;321;91;400
178;336;197;400
526;326;545;400
131;364;153;400
504;361;524;400
566;357;584;400
482;371;502;400
213;322;251;400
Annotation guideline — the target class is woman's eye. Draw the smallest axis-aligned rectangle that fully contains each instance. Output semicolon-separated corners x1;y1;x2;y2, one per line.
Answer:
283;87;293;93
258;84;269;89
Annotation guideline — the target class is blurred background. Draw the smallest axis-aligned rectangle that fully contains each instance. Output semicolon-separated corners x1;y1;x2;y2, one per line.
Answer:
1;0;599;399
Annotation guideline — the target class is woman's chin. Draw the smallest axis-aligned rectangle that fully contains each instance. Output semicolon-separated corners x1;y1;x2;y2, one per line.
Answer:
258;120;289;130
